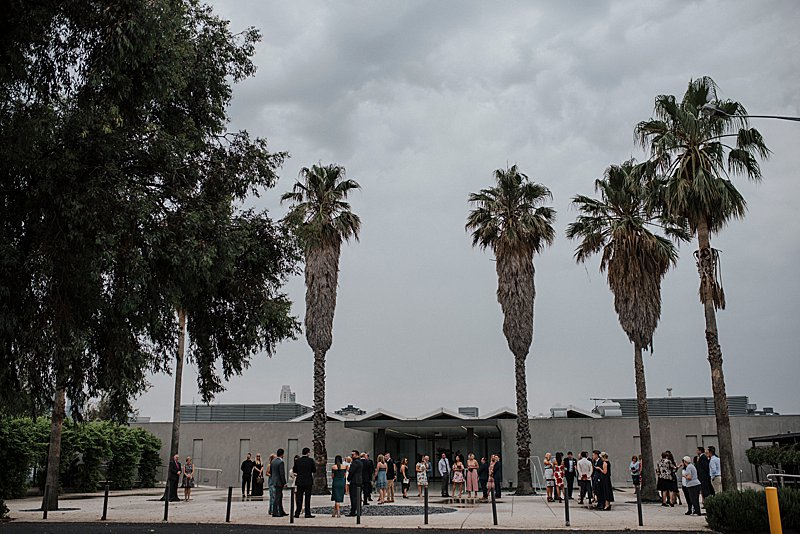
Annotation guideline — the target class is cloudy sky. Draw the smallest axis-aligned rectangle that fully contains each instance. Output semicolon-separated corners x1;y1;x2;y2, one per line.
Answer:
136;0;800;421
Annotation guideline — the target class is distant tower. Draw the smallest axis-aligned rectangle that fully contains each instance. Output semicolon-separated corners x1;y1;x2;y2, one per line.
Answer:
280;385;296;404
666;387;673;398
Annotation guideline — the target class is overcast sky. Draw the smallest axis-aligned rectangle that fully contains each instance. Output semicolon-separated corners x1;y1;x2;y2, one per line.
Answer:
136;0;800;421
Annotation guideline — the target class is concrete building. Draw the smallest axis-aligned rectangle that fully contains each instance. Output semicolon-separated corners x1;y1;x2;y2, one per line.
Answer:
134;397;798;490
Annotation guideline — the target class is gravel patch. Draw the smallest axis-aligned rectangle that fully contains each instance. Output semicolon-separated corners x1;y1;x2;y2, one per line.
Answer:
310;505;456;516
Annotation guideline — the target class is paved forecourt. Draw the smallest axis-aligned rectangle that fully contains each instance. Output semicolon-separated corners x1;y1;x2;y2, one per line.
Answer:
5;487;711;530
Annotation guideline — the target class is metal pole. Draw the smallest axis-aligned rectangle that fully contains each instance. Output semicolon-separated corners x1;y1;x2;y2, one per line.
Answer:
490;485;498;525
564;487;570;526
765;486;783;534
42;485;49;519
636;485;643;526
226;486;233;523
424;485;429;525
289;486;295;524
163;480;170;521
356;486;362;525
101;482;110;520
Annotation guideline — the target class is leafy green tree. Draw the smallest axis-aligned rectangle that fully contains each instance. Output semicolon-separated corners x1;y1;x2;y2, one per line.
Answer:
1;0;297;509
567;160;688;500
636;77;770;491
282;164;361;493
466;165;555;494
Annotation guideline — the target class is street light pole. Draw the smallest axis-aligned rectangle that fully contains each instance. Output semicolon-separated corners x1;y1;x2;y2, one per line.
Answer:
701;103;800;122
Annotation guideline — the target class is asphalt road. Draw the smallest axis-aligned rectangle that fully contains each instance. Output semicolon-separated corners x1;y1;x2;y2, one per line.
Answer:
0;523;712;534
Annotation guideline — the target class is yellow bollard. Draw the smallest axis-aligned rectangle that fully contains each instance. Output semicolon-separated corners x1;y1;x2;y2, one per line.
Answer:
765;487;782;534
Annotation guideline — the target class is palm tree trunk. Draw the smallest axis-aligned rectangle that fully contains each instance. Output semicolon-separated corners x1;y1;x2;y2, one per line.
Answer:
169;308;186;458
696;220;736;491
513;353;534;495
633;342;658;500
312;349;329;493
42;387;66;511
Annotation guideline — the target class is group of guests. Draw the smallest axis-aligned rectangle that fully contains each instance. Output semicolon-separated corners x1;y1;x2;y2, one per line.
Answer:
656;446;721;516
240;448;316;518
437;453;504;500
166;453;196;502
541;450;615;510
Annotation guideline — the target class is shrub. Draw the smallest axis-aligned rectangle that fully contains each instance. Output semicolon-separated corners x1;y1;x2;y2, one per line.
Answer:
134;428;162;488
705;488;800;533
746;445;800;468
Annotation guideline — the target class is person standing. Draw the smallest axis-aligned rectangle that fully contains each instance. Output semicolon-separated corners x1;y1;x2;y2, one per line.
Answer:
708;446;722;495
347;450;363;516
478;457;489;501
451;455;465;498
438;453;451;497
416;456;429;499
167;454;182;502
564;451;578;500
599;452;614;510
251;453;265;497
399;457;410;499
630;455;641;490
543;452;554;502
330;455;346;518
375;454;388;504
576;451;593;506
241;452;254;498
591;450;605;510
292;447;316;518
361;453;374;505
553;452;565;503
466;453;479;498
681;456;702;516
266;453;276;515
270;449;288;517
694;446;714;503
492;454;503;499
385;452;396;502
182;456;195;501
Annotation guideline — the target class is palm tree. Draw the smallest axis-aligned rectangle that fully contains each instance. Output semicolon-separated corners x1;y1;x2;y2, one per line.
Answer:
282;163;361;493
466;165;555;494
636;77;769;491
566;160;688;500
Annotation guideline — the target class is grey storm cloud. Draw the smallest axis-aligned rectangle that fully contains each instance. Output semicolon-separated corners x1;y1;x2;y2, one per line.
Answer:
137;0;800;420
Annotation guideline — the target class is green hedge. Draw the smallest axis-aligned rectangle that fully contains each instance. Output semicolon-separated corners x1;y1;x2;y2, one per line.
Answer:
705;488;800;533
0;417;162;501
746;445;800;467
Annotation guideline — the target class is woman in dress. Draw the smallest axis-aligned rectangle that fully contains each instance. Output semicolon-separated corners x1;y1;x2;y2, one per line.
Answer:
182;456;195;501
666;451;681;506
599;452;614;510
375;454;388;504
553;452;565;503
266;453;276;514
251;453;264;497
630;455;641;491
543;452;554;502
465;453;480;498
330;455;347;517
487;455;497;498
451;455;465;498
400;458;410;499
416;456;428;499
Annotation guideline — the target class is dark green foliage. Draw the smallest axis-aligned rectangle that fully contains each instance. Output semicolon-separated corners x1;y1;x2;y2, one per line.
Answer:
0;417;161;498
747;445;800;468
705;488;800;533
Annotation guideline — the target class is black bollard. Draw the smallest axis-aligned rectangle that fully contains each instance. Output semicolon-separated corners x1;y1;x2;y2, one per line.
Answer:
564;489;570;526
356;486;362;525
42;485;49;519
289;487;295;524
424;485;429;525
490;487;498;526
636;485;643;526
226;486;233;523
163;480;170;521
101;482;110;520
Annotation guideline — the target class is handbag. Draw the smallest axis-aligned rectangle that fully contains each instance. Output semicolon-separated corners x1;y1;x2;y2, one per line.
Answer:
257;475;264;484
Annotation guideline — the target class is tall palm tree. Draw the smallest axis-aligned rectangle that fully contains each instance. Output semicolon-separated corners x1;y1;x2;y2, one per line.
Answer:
282;163;361;493
466;165;555;495
566;160;688;500
636;77;769;491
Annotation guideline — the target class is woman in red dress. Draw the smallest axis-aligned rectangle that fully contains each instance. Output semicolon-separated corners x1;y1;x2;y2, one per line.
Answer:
553;452;565;503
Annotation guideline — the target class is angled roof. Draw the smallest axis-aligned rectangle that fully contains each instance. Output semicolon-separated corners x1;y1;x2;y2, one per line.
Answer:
416;407;469;421
482;406;518;419
288;411;346;423
356;408;406;421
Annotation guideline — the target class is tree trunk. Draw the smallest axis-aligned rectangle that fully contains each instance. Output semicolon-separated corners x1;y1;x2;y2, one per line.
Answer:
633;343;658;501
311;349;329;494
513;353;534;495
169;309;186;458
696;220;737;491
42;387;66;511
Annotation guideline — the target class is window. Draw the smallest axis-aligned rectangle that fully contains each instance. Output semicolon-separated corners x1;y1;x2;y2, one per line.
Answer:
192;439;203;468
581;436;593;453
239;439;250;462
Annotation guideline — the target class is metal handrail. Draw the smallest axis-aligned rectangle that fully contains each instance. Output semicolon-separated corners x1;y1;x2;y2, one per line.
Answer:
766;473;800;488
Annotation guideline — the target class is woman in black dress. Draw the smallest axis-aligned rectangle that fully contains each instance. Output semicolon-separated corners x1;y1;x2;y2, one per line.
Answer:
600;452;614;510
251;453;265;497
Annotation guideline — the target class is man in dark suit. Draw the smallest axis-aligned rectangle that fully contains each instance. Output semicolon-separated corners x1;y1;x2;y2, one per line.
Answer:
361;453;374;505
564;451;578;500
270;448;288;517
240;452;254;498
493;454;503;499
167;454;182;502
347;450;363;516
293;447;317;518
694;446;714;502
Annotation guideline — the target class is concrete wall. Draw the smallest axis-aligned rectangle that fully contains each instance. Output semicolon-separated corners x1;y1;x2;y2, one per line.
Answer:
135;415;799;489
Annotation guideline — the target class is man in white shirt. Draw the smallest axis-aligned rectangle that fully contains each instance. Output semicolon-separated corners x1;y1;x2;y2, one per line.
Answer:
438;453;451;497
707;446;722;494
576;451;594;506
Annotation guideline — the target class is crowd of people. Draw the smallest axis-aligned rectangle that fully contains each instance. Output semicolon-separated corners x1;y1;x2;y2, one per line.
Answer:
656;446;721;516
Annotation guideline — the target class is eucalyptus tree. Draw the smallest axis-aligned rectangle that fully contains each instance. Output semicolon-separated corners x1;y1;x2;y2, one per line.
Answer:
566;160;688;500
636;77;770;490
1;0;298;510
282;164;361;493
466;165;555;494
